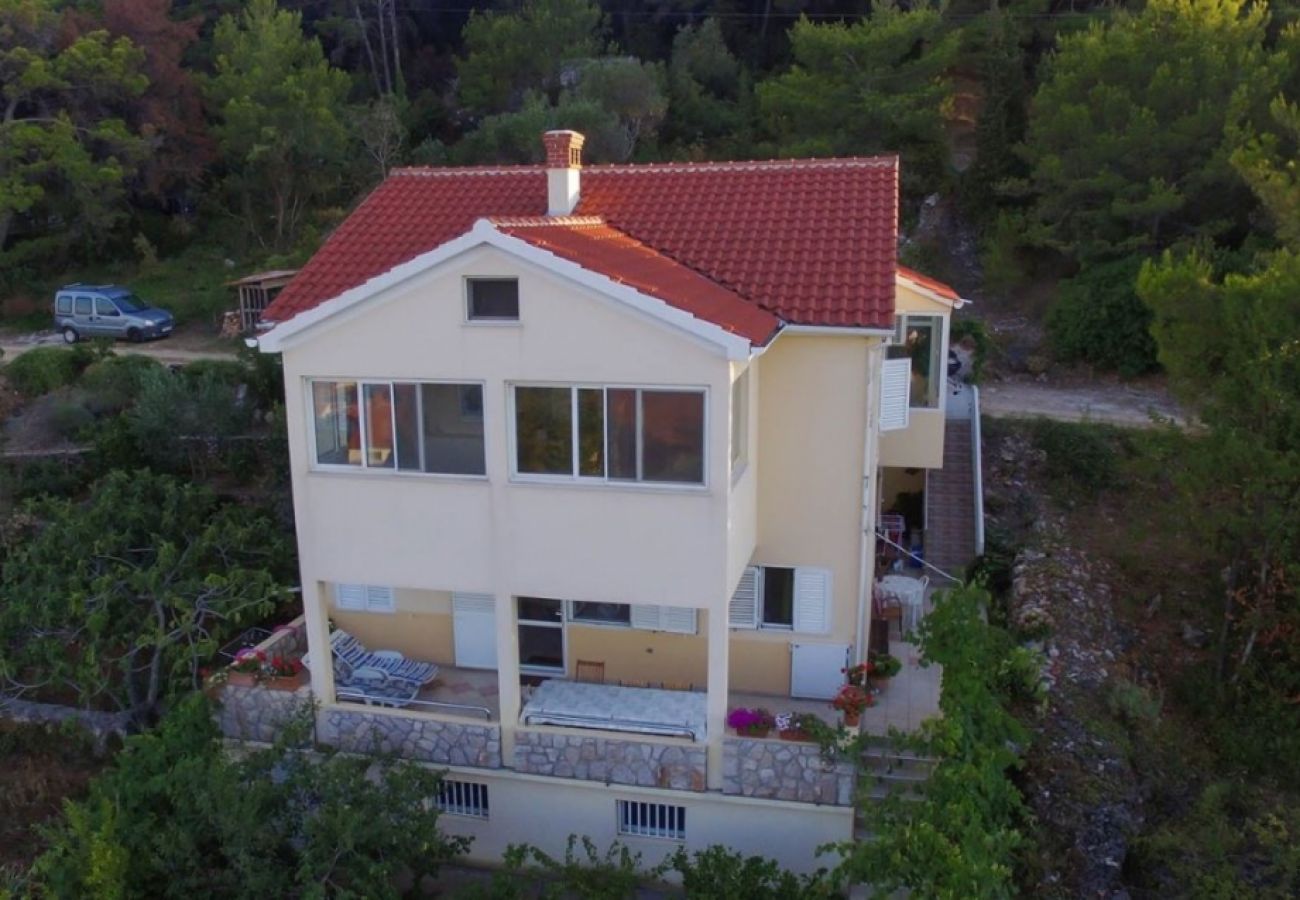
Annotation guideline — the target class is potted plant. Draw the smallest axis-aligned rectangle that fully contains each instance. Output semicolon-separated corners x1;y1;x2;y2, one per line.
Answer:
776;712;822;741
831;684;874;726
227;648;265;687
869;651;902;684
726;707;775;738
842;662;873;687
264;655;306;691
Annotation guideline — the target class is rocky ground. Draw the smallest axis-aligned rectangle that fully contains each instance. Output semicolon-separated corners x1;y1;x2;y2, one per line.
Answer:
985;426;1148;898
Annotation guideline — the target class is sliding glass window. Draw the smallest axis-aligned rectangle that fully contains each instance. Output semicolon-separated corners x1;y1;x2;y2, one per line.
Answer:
310;379;486;475
513;385;705;485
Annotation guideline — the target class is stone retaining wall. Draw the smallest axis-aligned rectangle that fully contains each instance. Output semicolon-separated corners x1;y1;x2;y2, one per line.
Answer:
254;615;308;660
318;706;501;768
514;730;707;791
217;683;314;744
0;698;131;752
723;737;856;805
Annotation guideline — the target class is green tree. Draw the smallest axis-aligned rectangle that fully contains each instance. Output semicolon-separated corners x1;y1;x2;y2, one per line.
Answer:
1138;250;1300;769
457;0;604;117
663;19;755;158
0;0;148;263
1233;93;1300;251
0;471;291;721
1015;0;1283;262
205;0;353;251
757;3;959;196
34;696;470;897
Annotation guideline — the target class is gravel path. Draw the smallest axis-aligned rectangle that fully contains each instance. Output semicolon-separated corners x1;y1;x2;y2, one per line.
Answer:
980;378;1189;428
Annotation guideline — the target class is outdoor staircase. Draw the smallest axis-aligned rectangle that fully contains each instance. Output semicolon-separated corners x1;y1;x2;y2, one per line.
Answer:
924;416;979;575
853;741;938;840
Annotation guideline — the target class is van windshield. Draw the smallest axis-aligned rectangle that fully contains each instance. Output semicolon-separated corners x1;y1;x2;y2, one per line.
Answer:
113;294;147;313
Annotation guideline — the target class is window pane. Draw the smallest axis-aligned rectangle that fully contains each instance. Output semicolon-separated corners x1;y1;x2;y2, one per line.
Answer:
363;383;395;468
393;383;421;471
571;601;629;625
731;371;748;472
640;391;704;484
577;388;604;477
468;279;519;319
75;296;92;315
903;317;940;408
517;597;563;622
762;567;794;627
312;381;359;466
607;388;638;480
421;384;486;475
518;623;564;670
95;298;117;316
515;387;572;475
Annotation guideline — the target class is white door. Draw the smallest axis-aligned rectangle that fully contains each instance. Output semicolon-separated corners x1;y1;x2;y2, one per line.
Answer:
452;593;497;670
790;641;851;699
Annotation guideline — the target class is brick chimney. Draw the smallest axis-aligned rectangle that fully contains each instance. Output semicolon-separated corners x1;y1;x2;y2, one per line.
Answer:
543;130;584;216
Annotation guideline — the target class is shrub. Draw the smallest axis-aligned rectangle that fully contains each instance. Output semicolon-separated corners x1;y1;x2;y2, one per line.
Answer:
1047;257;1159;376
1031;420;1120;494
2;348;80;397
178;358;248;388
48;401;94;440
80;355;163;415
1107;678;1161;726
951;317;993;382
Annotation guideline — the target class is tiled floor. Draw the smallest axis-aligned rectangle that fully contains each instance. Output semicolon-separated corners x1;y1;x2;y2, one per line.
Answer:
338;664;502;720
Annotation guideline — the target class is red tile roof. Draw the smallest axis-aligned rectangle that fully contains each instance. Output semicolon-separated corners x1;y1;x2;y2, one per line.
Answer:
493;217;781;344
897;265;961;303
262;156;900;338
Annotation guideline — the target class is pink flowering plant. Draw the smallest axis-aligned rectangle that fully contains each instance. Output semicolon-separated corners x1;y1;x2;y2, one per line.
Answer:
726;707;775;736
230;648;266;674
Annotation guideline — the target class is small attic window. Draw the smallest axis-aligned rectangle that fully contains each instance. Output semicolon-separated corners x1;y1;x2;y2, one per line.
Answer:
467;278;519;321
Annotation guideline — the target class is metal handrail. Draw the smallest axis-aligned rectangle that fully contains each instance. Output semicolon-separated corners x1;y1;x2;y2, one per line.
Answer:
876;530;962;584
336;690;493;720
971;385;986;557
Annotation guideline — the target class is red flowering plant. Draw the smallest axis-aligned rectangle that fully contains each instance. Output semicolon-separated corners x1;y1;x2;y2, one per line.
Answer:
266;655;304;678
842;662;874;687
230;648;266;674
831;684;874;716
726;707;776;736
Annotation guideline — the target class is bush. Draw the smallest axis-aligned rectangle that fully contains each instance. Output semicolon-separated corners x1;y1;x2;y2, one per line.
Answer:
1107;678;1161;726
2;348;80;398
951;317;993;383
1031;420;1120;494
48;401;94;440
178;358;248;388
80;354;163;415
1047;257;1160;376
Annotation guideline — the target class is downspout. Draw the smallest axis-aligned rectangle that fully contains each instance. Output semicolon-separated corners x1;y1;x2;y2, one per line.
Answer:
854;341;883;665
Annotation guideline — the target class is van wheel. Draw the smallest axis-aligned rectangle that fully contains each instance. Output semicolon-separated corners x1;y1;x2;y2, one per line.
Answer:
126;327;142;343
62;327;79;344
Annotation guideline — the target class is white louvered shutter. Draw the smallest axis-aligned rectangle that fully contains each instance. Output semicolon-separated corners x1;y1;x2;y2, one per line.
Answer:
728;567;760;629
880;357;911;431
660;606;698;635
630;605;662;631
631;605;699;634
792;567;831;634
336;583;366;610
364;585;395;613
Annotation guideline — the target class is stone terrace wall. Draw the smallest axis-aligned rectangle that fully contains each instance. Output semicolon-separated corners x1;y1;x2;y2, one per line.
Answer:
217;683;313;744
723;737;856;805
255;615;307;659
0;698;131;752
319;706;502;768
514;730;707;791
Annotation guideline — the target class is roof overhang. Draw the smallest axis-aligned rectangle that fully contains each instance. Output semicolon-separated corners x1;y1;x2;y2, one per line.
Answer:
894;272;969;310
257;219;756;360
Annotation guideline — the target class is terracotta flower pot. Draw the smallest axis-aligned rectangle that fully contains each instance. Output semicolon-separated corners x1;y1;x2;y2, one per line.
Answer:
843;709;861;727
264;670;306;691
779;729;811;742
742;726;772;739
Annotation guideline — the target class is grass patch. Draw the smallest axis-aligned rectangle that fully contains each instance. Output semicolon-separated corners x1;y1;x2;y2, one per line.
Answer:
2;244;251;331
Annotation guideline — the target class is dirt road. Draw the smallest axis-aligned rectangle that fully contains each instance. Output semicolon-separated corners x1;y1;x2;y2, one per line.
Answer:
0;331;236;366
979;378;1188;428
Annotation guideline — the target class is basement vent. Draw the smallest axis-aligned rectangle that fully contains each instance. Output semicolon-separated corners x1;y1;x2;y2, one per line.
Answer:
435;779;490;819
616;800;686;841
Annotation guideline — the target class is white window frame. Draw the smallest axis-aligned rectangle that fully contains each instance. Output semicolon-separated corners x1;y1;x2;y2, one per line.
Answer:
507;382;709;489
887;314;944;410
728;565;830;634
306;377;489;480
335;583;395;614
616;800;686;841
464;276;521;324
567;600;632;629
